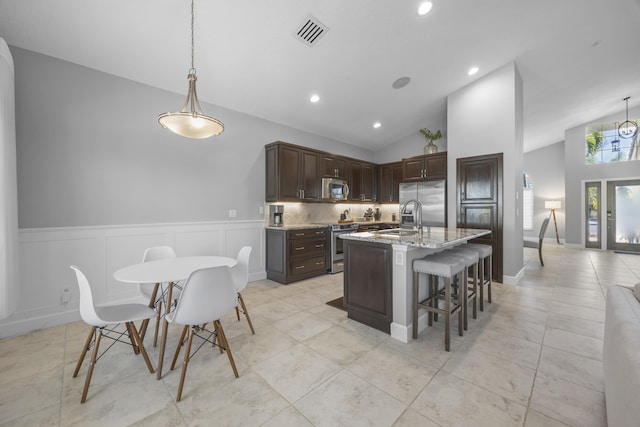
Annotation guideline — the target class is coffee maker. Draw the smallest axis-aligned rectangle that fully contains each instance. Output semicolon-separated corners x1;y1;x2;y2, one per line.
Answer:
269;205;284;226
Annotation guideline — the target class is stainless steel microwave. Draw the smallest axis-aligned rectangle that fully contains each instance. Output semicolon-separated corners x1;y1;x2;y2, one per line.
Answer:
322;177;349;201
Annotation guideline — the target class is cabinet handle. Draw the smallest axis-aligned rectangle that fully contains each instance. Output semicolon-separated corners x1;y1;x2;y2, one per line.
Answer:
295;265;305;270
295;246;305;251
315;261;324;265
424;168;428;176
315;244;324;248
295;233;304;236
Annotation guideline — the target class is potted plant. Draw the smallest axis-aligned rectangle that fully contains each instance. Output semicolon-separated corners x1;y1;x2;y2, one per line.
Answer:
419;128;442;154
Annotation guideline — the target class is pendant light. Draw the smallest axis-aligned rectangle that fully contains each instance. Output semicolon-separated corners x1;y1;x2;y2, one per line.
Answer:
617;97;637;140
158;0;224;139
611;122;620;152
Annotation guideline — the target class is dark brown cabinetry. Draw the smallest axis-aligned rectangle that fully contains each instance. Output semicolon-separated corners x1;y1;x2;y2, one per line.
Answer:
378;161;403;203
321;155;348;179
349;161;377;202
266;227;330;284
402;152;447;182
265;142;320;202
343;239;393;333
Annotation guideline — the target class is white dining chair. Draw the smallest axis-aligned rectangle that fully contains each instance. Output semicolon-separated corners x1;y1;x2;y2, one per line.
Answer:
70;265;156;403
231;246;255;334
167;265;240;401
138;245;177;346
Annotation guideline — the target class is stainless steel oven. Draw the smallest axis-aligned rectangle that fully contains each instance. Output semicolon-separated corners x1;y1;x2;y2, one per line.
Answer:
330;223;359;273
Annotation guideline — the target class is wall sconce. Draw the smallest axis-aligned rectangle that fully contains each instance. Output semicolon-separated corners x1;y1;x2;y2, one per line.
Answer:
545;200;561;244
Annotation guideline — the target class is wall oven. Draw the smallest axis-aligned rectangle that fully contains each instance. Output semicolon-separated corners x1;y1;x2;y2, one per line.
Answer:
330;223;359;273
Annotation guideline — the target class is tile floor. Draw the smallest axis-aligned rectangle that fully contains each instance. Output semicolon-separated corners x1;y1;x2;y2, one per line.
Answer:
2;245;640;426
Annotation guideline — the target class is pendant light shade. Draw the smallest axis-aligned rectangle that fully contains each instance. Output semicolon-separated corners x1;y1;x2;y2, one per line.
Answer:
158;0;224;139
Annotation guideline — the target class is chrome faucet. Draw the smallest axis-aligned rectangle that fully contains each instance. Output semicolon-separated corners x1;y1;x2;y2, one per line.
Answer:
401;199;423;236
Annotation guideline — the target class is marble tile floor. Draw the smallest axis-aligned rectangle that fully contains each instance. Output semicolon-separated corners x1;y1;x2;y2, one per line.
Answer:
2;245;640;426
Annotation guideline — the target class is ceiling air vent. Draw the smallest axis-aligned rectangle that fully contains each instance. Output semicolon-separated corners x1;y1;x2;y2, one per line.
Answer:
294;15;329;47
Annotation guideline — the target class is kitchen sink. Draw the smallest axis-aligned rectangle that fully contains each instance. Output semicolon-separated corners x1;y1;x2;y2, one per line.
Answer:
372;228;415;237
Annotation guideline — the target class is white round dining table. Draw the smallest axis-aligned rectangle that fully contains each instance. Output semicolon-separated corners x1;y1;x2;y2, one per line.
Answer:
113;255;237;380
113;255;237;284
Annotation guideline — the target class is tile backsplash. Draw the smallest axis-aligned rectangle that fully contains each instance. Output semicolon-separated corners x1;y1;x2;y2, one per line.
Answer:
265;203;400;225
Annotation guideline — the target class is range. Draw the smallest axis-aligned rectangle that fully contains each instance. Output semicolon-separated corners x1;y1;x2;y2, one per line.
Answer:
329;222;359;273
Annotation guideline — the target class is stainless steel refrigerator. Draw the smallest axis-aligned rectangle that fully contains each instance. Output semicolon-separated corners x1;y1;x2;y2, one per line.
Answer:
399;180;446;228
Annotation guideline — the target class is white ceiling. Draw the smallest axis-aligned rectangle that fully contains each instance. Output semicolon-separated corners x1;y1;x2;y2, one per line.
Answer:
1;0;639;152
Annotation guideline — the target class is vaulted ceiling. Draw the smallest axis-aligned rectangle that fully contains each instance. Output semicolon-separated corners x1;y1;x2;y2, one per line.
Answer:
1;0;639;152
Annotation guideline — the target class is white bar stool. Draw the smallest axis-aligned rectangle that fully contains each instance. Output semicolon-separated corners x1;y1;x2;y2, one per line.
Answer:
462;243;493;311
412;253;466;351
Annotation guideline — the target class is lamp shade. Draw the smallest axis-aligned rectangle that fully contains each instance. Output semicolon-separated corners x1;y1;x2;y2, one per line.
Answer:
545;200;561;210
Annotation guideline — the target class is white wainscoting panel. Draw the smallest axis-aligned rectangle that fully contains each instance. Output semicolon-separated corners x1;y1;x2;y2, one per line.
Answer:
0;220;266;339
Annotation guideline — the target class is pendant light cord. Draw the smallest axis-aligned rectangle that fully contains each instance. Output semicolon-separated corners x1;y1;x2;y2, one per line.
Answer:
190;0;195;73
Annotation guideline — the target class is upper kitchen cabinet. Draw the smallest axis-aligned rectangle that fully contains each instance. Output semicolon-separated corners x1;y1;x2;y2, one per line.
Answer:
349;161;377;202
402;152;447;182
321;155;348;179
378;161;403;203
265;142;320;202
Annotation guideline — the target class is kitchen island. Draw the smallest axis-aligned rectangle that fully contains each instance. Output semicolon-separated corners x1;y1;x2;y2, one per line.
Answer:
340;227;491;342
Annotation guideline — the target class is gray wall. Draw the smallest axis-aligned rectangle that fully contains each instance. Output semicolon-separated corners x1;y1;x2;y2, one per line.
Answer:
13;47;373;229
523;141;565;240
564;105;640;245
447;62;524;282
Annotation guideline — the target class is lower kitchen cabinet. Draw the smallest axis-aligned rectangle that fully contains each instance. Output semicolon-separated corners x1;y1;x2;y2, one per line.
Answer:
343;239;392;333
266;227;330;284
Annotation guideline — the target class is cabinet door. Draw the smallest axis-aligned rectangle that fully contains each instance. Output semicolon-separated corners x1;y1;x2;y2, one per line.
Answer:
280;145;302;200
424;153;447;180
379;165;392;203
322;156;348;179
362;163;376;201
391;162;403;202
300;150;320;201
402;157;425;182
349;161;363;201
378;162;402;203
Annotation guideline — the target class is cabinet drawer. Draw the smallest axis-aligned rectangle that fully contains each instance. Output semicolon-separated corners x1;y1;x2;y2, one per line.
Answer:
289;238;326;257
290;256;326;276
288;228;328;239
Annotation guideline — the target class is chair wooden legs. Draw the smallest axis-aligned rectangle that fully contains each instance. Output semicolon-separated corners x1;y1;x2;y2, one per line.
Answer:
172;321;239;401
80;328;102;403
73;326;96;378
215;320;239;378
176;327;195;402
170;325;189;371
237;293;255;335
75;323;154;403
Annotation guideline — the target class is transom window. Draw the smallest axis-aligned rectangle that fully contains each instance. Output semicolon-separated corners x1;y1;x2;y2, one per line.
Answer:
585;121;639;164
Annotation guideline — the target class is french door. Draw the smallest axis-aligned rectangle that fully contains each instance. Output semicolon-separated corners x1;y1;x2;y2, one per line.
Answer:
607;179;640;252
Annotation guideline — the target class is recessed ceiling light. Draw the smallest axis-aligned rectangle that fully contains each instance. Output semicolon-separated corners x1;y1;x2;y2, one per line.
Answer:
467;67;479;76
373;122;382;129
418;2;433;15
310;94;320;103
392;76;411;89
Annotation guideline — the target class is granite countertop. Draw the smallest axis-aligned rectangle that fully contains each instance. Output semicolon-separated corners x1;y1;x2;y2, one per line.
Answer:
340;227;491;248
264;224;330;231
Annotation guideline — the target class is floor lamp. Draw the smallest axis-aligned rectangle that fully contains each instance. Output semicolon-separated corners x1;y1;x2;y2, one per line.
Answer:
545;200;561;244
